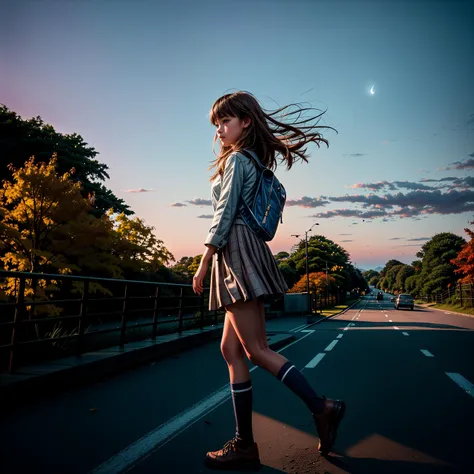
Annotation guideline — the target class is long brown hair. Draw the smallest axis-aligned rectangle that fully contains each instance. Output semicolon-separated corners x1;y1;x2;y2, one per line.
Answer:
208;91;336;180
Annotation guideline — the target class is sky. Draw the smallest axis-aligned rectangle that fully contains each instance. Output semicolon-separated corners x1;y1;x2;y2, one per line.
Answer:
2;0;473;271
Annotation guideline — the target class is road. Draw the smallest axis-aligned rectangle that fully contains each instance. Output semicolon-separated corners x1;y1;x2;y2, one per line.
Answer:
1;293;473;473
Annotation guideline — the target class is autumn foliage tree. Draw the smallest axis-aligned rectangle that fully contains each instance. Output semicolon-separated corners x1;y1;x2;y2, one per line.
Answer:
451;221;474;284
288;272;336;294
0;156;174;310
0;105;131;217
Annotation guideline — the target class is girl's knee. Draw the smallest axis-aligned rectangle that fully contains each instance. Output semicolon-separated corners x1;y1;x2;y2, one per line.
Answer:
220;341;245;364
246;346;268;366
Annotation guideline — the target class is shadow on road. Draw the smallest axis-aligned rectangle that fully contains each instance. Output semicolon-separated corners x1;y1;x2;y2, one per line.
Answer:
326;453;459;474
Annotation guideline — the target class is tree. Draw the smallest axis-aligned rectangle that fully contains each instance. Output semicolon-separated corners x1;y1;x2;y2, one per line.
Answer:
278;263;299;289
379;259;404;278
417;232;466;294
363;269;380;282
287;235;351;290
451;221;474;284
395;265;415;292
385;264;404;292
0;156;175;310
288;271;336;294
1;155;99;274
368;275;379;287
0;155;127;312
171;256;196;281
405;274;421;294
0;105;131;217
274;251;290;263
112;212;174;274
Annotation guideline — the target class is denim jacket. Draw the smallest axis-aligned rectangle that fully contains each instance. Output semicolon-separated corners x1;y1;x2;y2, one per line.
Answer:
204;150;259;249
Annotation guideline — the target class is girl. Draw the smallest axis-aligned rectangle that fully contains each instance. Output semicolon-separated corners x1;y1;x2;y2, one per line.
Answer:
192;91;345;471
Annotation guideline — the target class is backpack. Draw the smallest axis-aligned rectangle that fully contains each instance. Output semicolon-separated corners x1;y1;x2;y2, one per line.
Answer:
239;149;287;241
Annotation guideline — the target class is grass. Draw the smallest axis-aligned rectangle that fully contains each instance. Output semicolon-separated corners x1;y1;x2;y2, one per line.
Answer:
318;299;358;318
421;302;474;317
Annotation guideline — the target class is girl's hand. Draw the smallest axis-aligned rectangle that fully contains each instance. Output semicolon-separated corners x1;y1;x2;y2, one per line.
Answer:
193;260;209;295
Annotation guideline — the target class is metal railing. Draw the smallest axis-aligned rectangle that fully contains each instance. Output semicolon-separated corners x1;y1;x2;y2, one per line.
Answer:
417;283;473;308
0;270;224;373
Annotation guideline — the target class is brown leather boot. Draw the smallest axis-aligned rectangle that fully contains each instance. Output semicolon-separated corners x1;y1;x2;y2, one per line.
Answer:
204;437;261;471
312;397;346;455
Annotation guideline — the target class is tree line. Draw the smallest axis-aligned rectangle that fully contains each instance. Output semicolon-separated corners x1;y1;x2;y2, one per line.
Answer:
362;228;473;298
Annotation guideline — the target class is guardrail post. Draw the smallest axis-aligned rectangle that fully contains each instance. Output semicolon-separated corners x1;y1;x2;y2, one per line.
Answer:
459;283;463;307
9;274;26;373
120;284;129;348
178;287;184;334
152;285;160;340
77;280;89;355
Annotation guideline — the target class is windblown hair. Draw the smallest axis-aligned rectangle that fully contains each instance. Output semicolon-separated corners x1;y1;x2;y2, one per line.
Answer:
208;91;336;180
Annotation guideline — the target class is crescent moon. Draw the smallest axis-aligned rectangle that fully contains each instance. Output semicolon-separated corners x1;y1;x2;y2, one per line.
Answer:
370;85;375;95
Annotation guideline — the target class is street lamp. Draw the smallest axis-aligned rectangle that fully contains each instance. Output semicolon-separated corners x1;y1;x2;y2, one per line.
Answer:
292;221;319;313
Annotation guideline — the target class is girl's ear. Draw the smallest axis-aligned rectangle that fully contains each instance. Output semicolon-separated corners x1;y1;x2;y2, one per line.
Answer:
243;117;251;128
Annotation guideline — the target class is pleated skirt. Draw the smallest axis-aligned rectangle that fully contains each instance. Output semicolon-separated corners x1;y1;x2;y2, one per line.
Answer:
209;223;288;311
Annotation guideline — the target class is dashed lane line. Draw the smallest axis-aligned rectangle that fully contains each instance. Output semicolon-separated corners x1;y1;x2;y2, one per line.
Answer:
393;326;400;330
324;340;339;351
420;349;434;357
446;373;474;398
337;334;343;339
402;332;409;336
305;353;326;368
90;319;326;473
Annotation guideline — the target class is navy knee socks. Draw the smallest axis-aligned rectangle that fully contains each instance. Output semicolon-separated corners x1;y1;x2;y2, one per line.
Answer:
230;362;324;447
276;361;325;415
231;380;254;446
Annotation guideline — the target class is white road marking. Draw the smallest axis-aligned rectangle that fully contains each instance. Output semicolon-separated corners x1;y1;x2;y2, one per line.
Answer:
350;323;355;326
92;306;363;474
385;315;388;318
91;315;328;473
337;334;343;339
389;320;392;322
402;332;409;336
420;349;434;357
300;329;315;333
275;329;315;352
305;353;326;368
393;326;400;330
444;312;452;315
324;340;339;351
291;324;307;332
446;373;474;398
90;385;231;473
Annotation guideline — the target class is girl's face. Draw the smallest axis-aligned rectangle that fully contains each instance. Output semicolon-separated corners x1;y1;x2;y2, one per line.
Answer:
215;116;250;147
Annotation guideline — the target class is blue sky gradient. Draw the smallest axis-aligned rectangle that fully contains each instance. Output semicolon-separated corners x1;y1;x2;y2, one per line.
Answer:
2;0;473;269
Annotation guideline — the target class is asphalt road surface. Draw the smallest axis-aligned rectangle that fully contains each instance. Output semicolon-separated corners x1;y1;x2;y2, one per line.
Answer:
1;293;473;473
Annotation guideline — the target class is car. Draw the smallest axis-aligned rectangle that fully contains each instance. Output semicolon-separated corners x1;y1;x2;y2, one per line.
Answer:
376;292;383;301
390;296;396;302
395;293;414;310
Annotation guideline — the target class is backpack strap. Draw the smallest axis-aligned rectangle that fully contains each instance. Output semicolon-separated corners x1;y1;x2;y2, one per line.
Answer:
239;149;266;171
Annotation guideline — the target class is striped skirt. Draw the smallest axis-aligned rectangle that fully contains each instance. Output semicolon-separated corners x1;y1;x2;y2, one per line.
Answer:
209;223;288;311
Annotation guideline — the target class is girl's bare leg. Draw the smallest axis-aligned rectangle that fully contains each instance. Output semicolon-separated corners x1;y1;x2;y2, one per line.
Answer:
226;299;288;376
221;313;249;383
